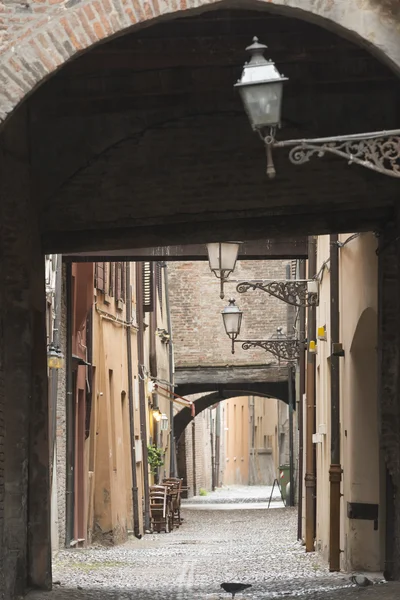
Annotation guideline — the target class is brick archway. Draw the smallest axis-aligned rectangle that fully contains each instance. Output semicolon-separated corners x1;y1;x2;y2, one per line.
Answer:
0;0;400;123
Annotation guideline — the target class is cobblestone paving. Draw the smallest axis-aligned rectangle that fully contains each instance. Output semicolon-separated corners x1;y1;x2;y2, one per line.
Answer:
26;504;400;600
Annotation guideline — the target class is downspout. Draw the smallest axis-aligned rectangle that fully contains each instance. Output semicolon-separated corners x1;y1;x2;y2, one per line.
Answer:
50;255;62;485
162;262;176;476
305;236;317;552
136;262;151;531
65;262;75;547
149;266;159;480
298;259;306;540
210;409;215;491
215;403;221;488
329;234;342;571
288;364;295;507
286;263;295;508
126;263;141;538
192;420;197;497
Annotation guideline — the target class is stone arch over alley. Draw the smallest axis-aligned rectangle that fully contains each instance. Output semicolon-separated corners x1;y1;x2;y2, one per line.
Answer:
0;0;400;125
2;2;400;599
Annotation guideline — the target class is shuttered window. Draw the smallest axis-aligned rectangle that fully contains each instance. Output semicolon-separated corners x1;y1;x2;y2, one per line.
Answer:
156;262;163;317
115;261;126;302
108;263;115;297
143;262;154;312
95;262;106;292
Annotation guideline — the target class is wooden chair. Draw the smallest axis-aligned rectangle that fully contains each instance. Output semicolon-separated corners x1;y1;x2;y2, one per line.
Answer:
163;478;183;527
149;485;170;533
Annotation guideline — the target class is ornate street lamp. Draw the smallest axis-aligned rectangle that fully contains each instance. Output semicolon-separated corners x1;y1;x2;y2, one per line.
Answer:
236;38;400;179
206;242;241;299
221;298;243;353
234;37;287;133
221;299;300;360
47;342;64;369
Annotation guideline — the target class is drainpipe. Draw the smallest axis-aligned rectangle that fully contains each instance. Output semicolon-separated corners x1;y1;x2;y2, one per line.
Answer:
288;364;295;507
136;262;151;531
126;263;141;538
192;420;197;497
215;403;221;488
329;234;342;571
50;255;62;485
286;264;295;508
297;259;306;540
162;262;176;476
65;262;75;547
210;409;215;491
305;236;317;552
149;266;159;481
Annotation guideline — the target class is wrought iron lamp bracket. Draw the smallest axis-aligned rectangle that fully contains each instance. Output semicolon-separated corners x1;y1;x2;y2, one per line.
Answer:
236;279;318;308
236;338;300;362
270;129;400;179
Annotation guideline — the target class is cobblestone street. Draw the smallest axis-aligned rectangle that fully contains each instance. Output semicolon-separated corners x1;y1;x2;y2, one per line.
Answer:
26;489;400;600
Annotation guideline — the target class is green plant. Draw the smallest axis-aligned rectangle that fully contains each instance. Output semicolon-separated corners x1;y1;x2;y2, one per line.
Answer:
147;444;164;474
199;488;208;496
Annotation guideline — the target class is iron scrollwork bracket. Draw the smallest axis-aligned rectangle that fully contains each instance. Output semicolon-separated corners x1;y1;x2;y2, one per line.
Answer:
238;339;300;362
236;279;318;308
272;129;400;179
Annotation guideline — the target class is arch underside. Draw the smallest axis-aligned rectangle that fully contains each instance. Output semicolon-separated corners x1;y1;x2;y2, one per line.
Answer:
1;1;400;126
13;4;397;254
174;382;289;440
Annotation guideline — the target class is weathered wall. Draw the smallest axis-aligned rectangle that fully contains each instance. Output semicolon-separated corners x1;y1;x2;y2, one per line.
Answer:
168;260;290;368
315;232;381;570
182;409;213;497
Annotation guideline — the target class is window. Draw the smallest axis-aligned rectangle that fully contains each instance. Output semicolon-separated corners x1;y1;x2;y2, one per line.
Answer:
143;262;154;312
115;262;126;302
94;262;106;292
156;262;163;316
108;263;115;297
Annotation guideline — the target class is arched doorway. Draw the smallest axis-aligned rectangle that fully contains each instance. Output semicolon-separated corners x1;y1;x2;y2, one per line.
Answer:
1;3;400;596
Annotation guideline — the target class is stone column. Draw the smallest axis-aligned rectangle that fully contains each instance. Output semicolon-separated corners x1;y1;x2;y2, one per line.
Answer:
0;107;51;599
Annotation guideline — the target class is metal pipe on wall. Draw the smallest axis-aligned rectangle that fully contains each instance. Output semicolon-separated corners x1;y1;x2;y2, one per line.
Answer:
288;364;295;507
50;255;62;485
297;259;306;541
215;403;221;488
192;420;197;497
126;263;141;538
149;265;159;480
305;237;317;552
162;262;176;477
329;234;342;571
65;262;75;547
136;262;151;532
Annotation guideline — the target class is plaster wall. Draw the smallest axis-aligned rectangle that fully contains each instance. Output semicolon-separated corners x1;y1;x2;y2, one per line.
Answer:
91;269;143;543
314;232;381;571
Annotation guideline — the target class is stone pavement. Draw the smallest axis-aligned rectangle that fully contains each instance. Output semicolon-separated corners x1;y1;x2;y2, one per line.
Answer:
26;495;400;600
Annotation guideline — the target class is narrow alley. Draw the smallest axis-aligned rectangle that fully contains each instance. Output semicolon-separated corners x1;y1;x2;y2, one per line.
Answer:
27;488;400;600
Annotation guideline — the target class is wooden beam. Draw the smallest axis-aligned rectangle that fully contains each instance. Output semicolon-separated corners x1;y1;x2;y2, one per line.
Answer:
64;238;308;262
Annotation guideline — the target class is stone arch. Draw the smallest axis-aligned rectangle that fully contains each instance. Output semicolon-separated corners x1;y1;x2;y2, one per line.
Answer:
174;388;289;441
1;0;400;124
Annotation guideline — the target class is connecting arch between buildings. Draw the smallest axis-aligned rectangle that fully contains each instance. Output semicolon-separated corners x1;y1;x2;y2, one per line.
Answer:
1;1;400;125
173;387;290;441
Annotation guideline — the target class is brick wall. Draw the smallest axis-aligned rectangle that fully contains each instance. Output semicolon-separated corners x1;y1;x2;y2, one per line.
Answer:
169;260;290;368
0;0;397;127
179;402;213;498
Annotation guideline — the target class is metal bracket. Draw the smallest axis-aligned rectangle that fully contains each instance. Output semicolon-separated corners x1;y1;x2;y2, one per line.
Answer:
347;502;379;531
236;279;318;308
237;338;300;361
273;129;400;179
